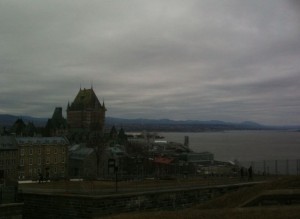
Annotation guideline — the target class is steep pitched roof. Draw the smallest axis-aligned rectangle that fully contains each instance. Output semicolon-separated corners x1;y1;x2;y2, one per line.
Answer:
68;88;103;111
10;118;26;135
46;107;67;129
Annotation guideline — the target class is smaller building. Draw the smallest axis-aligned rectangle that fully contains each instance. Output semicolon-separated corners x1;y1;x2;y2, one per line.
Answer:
16;137;69;180
68;144;97;179
0;136;18;183
179;151;214;163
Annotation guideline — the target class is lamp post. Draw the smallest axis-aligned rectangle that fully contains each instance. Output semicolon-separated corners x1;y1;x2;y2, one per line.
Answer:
108;158;118;192
115;165;118;192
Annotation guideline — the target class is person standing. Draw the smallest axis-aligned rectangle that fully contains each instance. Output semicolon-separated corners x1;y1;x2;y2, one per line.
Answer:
248;166;253;181
240;167;244;180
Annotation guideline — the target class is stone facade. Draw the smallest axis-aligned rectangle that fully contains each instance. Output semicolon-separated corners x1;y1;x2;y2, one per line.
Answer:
20;183;251;219
16;137;69;180
0;136;18;182
0;203;23;219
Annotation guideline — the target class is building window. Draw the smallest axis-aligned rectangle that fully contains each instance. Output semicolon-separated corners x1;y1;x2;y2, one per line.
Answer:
46;157;50;164
62;148;65;154
20;159;24;166
29;158;33;165
38;158;41;165
21;149;25;156
54;157;57;164
54;167;57;174
38;148;41;155
62;156;65;163
46;148;50;154
29;149;33;155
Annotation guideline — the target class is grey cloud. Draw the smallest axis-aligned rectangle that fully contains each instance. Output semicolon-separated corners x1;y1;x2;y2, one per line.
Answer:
0;0;300;125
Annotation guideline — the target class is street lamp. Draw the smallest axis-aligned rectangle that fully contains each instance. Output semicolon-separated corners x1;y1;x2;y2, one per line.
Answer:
108;158;118;192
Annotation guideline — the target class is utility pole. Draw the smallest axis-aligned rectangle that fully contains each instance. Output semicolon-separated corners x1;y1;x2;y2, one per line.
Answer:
109;159;118;192
115;165;118;193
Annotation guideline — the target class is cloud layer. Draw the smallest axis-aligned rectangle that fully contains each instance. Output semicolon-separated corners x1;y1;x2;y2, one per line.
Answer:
0;0;300;125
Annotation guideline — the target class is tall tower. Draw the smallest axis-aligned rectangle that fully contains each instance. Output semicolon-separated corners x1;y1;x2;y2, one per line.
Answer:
67;87;106;131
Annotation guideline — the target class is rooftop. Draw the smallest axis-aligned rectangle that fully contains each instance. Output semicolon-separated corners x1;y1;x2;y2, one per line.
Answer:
16;137;69;146
68;88;105;111
0;136;17;150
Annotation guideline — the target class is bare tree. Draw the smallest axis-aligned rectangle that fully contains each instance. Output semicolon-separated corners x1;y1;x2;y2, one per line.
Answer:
88;131;108;178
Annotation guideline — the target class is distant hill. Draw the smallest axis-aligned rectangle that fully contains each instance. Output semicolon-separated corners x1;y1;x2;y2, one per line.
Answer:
1;114;299;131
105;117;268;131
0;114;48;127
105;117;300;131
105;117;262;126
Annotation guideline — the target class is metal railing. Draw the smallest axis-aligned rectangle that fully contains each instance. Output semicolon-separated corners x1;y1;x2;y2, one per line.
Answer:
240;159;300;176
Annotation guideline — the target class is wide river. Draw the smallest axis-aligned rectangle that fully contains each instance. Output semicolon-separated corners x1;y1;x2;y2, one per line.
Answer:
160;131;300;162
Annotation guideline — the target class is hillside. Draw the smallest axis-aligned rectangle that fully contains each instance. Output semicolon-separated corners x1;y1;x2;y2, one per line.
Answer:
1;114;299;131
0;114;48;127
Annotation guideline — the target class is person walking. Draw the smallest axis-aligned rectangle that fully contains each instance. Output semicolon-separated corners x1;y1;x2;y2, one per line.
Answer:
248;166;253;181
240;167;244;180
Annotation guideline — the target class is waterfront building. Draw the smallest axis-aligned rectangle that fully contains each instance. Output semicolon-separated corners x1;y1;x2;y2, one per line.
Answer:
179;151;214;163
16;137;69;180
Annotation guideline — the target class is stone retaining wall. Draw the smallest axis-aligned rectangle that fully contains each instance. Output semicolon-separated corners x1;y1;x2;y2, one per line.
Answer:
0;203;23;219
21;183;256;219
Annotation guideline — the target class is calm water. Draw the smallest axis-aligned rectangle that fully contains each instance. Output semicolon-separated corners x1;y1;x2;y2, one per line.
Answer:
160;131;300;162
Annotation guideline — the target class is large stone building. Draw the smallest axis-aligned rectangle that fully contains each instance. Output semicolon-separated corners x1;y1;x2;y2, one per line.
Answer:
0;136;18;182
16;137;69;180
67;87;106;131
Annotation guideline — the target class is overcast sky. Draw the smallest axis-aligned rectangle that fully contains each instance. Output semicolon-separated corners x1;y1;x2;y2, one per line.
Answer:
1;0;300;125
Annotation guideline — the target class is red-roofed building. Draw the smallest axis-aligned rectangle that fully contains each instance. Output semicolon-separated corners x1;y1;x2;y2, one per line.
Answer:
153;156;174;165
153;155;176;179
